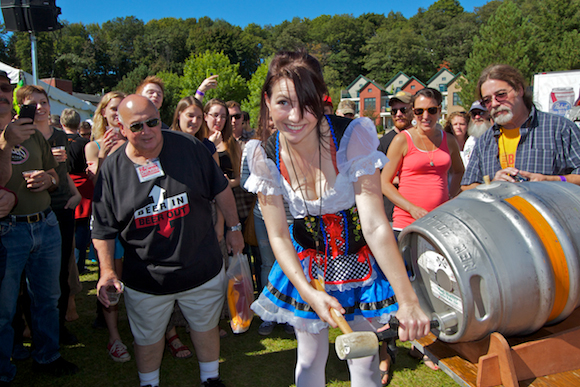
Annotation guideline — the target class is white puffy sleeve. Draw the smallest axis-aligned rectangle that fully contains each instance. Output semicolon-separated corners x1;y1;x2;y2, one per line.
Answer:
336;117;388;182
243;139;284;196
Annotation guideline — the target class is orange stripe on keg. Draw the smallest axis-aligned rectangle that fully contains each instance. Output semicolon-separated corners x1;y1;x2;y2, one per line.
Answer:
505;196;569;321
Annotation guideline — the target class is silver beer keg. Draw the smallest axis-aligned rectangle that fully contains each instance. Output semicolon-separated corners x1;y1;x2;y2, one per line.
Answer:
399;181;580;342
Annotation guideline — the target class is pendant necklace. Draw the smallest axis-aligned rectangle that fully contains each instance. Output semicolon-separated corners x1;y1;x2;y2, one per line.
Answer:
418;131;436;167
286;137;319;188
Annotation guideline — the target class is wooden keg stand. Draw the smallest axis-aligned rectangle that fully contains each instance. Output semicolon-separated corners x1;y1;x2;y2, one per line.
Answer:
415;308;580;387
413;176;580;386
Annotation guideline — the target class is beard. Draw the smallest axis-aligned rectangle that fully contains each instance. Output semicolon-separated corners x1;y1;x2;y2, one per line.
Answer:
394;117;411;131
491;106;514;126
468;120;492;138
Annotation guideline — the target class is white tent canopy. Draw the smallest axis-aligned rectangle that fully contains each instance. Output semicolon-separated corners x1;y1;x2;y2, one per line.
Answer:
0;61;96;122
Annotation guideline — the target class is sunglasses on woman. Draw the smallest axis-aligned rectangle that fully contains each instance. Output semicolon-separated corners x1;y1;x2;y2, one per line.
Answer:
129;118;160;132
413;107;439;115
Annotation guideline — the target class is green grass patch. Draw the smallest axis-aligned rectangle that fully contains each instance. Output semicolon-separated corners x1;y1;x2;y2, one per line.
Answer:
8;262;458;386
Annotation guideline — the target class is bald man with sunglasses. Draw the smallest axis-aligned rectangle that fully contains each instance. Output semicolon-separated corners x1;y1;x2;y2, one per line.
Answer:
91;95;243;387
461;64;580;190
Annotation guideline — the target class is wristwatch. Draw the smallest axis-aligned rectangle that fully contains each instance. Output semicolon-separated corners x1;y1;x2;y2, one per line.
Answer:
228;223;242;232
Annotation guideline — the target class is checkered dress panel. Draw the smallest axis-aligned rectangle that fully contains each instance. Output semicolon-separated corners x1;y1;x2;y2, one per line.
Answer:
308;218;372;284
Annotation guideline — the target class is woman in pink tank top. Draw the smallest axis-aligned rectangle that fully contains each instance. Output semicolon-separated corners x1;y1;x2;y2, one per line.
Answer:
381;88;464;232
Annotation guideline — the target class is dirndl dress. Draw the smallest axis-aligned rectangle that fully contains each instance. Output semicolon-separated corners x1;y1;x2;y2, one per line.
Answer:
244;115;399;334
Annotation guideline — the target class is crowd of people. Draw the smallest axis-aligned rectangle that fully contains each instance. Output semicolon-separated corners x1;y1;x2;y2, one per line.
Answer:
0;51;579;387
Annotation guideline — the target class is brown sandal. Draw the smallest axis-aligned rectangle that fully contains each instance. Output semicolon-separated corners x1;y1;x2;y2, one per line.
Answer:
166;334;193;359
380;353;393;386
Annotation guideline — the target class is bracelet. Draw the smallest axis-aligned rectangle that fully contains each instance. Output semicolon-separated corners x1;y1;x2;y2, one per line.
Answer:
560;175;567;182
196;90;205;96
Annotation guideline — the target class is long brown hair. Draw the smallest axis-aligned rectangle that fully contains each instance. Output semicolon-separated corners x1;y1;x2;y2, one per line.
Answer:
205;98;240;174
258;50;328;140
171;96;207;141
93;91;126;141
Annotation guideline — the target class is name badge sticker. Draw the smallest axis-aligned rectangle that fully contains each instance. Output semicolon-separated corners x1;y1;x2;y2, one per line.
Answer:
136;158;165;183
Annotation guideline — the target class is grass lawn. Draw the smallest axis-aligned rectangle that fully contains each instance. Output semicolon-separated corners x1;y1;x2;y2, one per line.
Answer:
9;261;458;387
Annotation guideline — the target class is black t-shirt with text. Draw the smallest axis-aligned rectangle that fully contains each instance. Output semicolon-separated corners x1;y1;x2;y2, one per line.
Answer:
92;130;229;295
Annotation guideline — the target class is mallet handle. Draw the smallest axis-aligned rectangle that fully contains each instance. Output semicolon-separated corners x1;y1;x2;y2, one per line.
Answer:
312;276;353;334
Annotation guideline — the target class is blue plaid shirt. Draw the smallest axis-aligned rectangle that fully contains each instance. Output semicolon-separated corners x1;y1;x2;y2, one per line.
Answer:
462;107;580;185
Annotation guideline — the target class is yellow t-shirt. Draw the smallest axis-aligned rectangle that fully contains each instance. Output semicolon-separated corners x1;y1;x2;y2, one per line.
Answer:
499;127;521;169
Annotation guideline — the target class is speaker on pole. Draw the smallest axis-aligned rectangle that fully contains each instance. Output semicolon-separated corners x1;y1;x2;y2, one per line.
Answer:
22;0;62;32
1;0;62;32
0;0;27;31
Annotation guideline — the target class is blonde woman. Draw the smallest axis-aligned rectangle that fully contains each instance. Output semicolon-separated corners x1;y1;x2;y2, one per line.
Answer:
84;91;131;363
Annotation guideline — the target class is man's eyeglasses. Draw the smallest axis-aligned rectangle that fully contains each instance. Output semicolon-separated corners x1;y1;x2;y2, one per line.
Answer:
231;113;242;120
0;84;13;93
480;88;513;108
129;118;159;133
413;107;439;116
391;107;408;115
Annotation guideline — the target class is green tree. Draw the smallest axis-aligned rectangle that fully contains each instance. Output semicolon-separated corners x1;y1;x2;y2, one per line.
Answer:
53;22;97;92
0;24;12;64
181;50;248;103
271;17;310;51
115;63;151;94
459;0;535;108
363;25;433;84
12;30;55;78
88;16;145;88
521;0;580;71
241;58;271;129
309;15;368;89
134;18;196;75
157;71;182;124
187;18;261;79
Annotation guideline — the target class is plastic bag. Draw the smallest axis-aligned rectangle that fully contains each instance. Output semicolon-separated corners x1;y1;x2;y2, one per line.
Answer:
226;253;254;334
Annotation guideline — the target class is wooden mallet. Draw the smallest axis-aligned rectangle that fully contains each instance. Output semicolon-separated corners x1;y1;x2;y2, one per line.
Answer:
335;317;440;360
312;273;381;359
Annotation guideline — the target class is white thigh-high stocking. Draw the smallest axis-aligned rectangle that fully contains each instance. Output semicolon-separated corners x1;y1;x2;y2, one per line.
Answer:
346;318;382;386
295;327;329;387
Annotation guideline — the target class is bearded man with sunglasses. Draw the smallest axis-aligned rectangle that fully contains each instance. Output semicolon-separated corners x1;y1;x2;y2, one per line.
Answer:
92;95;243;387
461;64;580;189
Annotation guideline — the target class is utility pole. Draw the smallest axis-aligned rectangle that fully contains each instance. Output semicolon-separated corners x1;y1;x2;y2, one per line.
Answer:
30;32;39;85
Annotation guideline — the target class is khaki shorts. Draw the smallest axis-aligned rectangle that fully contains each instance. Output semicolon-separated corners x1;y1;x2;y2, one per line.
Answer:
124;266;226;346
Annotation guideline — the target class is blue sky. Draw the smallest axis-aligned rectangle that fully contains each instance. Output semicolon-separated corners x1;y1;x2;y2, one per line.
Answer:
46;0;489;27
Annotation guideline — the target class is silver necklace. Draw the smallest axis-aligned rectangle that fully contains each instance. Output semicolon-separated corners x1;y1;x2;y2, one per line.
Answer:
418;131;436;167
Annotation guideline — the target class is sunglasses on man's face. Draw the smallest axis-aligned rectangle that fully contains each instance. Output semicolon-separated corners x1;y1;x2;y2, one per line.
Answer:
480;88;513;109
391;107;408;115
0;84;13;93
129;118;160;133
231;113;242;120
413;107;439;116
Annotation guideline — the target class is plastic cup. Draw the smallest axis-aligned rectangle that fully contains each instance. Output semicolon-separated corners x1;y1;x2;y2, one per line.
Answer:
51;146;66;162
106;282;124;306
22;170;41;179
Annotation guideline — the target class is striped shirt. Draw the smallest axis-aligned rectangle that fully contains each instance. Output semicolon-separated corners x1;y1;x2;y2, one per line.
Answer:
462;107;580;185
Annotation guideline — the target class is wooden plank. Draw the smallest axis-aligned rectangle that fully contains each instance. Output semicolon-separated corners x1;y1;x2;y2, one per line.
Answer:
413;308;580;387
